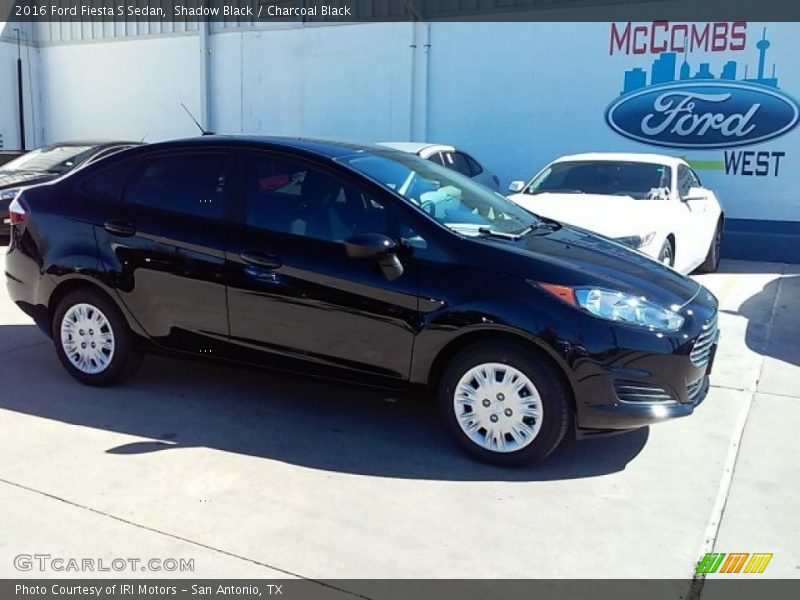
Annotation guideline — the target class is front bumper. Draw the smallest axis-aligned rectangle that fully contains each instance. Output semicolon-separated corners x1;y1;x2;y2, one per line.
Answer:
576;374;710;436
572;294;719;434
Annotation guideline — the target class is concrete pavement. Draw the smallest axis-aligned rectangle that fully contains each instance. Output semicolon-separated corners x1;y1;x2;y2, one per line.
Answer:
1;252;798;582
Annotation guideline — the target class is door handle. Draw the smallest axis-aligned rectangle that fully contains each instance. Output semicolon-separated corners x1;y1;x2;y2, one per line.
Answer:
240;250;282;269
104;220;137;237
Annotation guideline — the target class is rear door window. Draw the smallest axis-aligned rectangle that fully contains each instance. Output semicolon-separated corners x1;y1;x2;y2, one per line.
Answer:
123;153;231;219
75;163;132;203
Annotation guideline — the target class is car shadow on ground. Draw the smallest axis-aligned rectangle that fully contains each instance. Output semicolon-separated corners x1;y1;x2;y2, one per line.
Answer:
0;324;648;482
720;274;800;368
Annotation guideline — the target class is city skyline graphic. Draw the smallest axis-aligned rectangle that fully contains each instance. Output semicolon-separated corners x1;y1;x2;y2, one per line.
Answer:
620;28;780;96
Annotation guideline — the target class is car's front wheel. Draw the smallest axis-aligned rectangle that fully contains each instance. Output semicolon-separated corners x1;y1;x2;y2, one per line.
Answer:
438;342;570;466
658;238;675;267
52;288;143;386
697;221;722;273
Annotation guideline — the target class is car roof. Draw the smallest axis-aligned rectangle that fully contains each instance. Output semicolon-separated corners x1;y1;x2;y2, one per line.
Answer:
551;152;688;168
130;135;403;160
378;142;456;157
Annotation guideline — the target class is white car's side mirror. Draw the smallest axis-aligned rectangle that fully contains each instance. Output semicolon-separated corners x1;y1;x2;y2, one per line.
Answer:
683;186;706;202
508;181;526;193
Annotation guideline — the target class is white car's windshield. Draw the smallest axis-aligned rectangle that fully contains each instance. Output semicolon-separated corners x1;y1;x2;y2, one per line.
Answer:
2;145;95;175
338;150;540;237
527;160;672;200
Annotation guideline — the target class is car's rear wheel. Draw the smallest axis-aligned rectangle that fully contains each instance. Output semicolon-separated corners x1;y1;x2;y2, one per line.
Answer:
52;289;143;386
438;342;570;466
658;238;675;267
697;221;722;273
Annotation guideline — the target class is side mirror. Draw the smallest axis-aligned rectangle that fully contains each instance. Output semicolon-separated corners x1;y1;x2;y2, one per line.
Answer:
508;181;526;193
345;233;404;281
345;232;397;259
682;186;706;202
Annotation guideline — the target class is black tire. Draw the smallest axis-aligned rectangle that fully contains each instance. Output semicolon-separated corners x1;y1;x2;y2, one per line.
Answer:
52;288;143;386
437;342;570;467
697;221;722;273
658;238;675;267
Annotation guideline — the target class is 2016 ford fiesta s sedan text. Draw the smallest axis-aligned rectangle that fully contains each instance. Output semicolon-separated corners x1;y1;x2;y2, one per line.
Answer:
4;136;719;466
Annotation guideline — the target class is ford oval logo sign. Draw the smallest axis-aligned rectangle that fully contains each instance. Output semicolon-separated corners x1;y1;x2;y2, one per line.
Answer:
605;81;800;149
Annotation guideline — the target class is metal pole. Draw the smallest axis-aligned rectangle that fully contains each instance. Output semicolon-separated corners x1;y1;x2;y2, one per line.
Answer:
13;28;26;151
199;19;211;132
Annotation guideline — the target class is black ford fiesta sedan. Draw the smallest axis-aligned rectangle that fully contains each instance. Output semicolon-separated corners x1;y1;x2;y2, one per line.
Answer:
4;136;719;466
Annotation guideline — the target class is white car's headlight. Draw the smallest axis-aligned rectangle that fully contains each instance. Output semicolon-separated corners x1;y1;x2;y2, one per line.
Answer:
0;188;21;202
614;231;656;249
538;283;684;332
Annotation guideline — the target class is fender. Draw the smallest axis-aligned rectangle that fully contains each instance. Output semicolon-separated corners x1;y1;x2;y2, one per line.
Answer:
34;224;149;340
409;294;591;397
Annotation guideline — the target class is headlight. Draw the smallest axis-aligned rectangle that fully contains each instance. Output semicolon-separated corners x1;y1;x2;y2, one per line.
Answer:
0;188;21;203
538;283;684;332
614;232;655;249
575;288;684;331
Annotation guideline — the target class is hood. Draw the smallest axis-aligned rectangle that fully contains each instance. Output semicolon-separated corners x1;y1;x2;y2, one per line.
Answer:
469;223;700;308
509;192;670;238
0;170;58;190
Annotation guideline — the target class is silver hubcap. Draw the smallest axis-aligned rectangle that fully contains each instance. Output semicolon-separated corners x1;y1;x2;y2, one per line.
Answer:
60;303;115;374
453;362;544;453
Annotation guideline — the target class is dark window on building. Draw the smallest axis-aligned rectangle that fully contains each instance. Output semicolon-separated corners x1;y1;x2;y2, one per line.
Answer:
123;153;230;219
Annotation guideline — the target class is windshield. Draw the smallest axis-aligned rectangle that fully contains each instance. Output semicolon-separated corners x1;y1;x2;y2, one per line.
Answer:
527;160;672;200
1;145;95;175
337;150;540;236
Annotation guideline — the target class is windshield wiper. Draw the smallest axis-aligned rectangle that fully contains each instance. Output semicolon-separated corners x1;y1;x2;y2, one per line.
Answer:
477;227;522;240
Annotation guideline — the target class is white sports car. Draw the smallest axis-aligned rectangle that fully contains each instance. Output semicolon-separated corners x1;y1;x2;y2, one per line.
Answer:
507;153;724;274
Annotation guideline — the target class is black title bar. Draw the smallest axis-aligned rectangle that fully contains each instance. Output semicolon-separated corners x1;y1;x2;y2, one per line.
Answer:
3;0;800;23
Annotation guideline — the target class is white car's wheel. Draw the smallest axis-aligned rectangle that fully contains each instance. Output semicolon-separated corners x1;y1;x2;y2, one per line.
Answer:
658;239;675;267
697;221;722;273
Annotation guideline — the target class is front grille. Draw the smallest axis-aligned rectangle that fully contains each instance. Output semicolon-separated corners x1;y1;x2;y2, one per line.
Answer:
615;380;674;403
690;313;718;367
687;378;706;403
